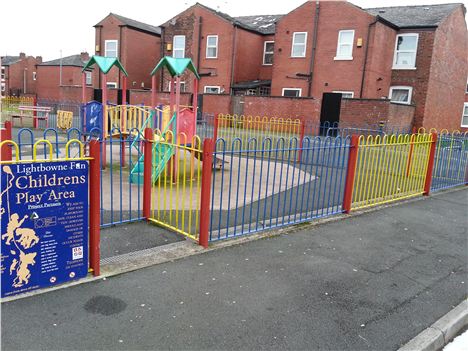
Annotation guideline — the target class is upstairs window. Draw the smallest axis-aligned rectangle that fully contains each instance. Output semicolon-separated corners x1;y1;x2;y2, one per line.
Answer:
85;71;92;85
291;32;307;58
206;35;218;59
393;34;418;69
389;86;413;105
32;72;37;81
105;40;118;58
173;35;186;58
335;30;354;60
263;41;274;65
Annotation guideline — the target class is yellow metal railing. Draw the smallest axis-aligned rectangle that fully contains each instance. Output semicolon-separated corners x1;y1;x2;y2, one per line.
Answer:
1;96;34;120
149;131;203;240
106;105;152;138
57;110;73;130
217;114;302;150
0;139;87;164
351;133;433;210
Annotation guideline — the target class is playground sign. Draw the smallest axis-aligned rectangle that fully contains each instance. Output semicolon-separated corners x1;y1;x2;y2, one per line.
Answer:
1;160;89;298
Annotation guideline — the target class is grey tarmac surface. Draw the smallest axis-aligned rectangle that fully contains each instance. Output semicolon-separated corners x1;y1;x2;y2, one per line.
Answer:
2;188;467;351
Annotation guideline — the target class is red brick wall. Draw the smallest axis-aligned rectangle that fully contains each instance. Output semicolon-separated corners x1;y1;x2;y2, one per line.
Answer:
234;29;265;83
36;66;83;100
201;94;232;116
363;22;396;99
129;89;191;106
122;27;161;90
259;35;274;81
423;7;468;131
340;98;414;129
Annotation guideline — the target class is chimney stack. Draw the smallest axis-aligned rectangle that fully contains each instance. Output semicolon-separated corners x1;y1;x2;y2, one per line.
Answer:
80;52;90;62
19;52;26;59
36;56;42;64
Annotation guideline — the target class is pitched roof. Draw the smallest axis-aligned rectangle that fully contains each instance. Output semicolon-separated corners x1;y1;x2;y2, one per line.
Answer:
366;3;463;28
151;56;200;79
40;54;87;67
96;13;161;35
1;56;21;66
235;15;283;35
83;55;128;76
194;3;281;35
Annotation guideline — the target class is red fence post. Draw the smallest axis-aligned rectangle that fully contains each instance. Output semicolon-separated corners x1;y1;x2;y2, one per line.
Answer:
143;128;153;219
298;122;305;163
89;140;101;276
423;132;438;196
342;134;360;213
0;121;12;161
199;138;214;248
213;114;219;141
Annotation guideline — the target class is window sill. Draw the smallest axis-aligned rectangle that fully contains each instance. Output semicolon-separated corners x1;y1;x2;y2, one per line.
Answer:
390;101;411;105
290;56;306;58
262;63;273;66
205;57;218;59
334;56;353;61
392;66;417;70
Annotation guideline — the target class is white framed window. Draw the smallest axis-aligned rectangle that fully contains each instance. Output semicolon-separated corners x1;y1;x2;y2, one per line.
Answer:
282;88;302;97
333;91;354;98
32;71;37;81
2;66;6;80
168;80;186;92
173;35;186;58
107;82;118;88
393;34;418;69
1;83;5;92
204;86;220;94
291;32;307;58
389;86;413;105
85;71;92;85
462;103;468;127
465;78;468;93
206;35;218;59
263;41;274;65
105;40;118;58
335;30;355;60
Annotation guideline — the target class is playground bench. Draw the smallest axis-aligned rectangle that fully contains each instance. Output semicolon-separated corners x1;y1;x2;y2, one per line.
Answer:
11;105;51;128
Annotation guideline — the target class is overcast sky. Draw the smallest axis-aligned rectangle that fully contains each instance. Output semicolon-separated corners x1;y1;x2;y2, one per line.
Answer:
1;0;467;60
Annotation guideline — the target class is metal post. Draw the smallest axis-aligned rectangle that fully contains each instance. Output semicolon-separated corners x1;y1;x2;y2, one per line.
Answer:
89;140;101;276
0;121;12;161
213;114;219;141
82;72;87;104
101;73;107;168
298;122;306;162
199;138;214;248
423;132;438;196
151;75;157;108
342;134;360;213
143;128;153;219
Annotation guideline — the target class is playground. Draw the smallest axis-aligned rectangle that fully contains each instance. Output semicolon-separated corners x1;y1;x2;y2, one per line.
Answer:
1;54;468;267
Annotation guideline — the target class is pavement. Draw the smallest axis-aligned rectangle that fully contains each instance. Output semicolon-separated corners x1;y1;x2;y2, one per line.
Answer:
1;188;467;351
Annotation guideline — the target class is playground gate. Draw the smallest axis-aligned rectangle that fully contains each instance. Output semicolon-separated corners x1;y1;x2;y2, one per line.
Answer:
147;130;204;241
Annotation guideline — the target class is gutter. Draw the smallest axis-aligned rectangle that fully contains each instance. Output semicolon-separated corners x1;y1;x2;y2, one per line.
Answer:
229;26;238;95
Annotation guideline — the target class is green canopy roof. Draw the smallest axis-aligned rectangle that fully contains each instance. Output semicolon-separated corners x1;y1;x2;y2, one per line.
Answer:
150;56;200;79
82;55;128;76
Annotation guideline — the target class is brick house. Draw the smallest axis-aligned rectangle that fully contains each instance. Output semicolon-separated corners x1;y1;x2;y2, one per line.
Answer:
159;3;281;96
0;53;42;96
270;1;467;130
94;13;162;91
35;52;91;101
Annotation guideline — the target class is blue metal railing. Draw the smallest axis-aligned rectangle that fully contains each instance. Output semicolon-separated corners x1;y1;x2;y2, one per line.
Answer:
431;132;468;191
209;135;350;241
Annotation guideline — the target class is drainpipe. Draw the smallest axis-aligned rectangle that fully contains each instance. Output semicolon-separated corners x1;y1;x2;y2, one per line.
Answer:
118;26;122;89
307;1;320;97
359;19;378;98
229;26;238;95
160;27;165;92
197;17;203;71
